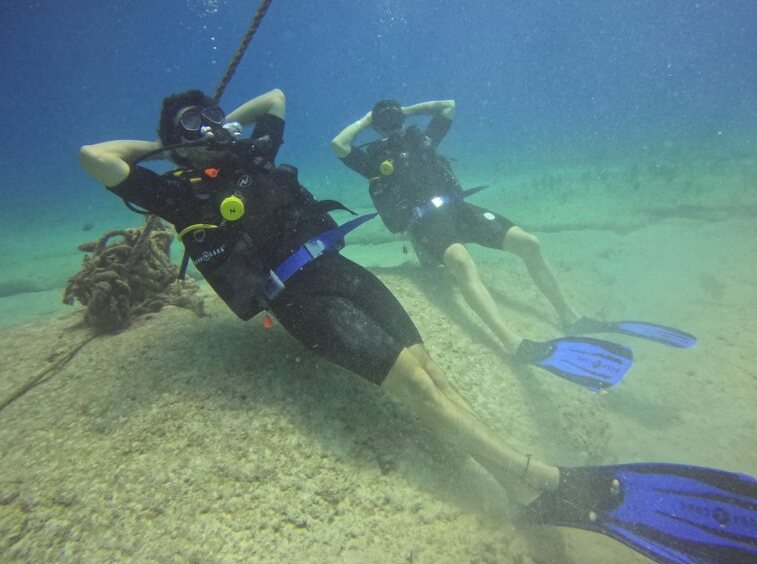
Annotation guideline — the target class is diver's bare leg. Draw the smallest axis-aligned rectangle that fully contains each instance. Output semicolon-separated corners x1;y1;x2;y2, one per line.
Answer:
383;347;559;503
503;227;579;324
407;344;478;416
443;243;523;355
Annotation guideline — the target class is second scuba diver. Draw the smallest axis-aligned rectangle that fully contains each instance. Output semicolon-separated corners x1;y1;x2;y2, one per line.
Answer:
332;99;695;391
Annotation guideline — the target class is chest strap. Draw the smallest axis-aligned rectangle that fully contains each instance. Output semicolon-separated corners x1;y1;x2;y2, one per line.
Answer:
263;212;378;301
409;185;488;222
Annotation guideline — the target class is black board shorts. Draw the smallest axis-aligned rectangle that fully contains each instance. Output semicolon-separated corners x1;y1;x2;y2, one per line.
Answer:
408;202;515;266
270;252;422;384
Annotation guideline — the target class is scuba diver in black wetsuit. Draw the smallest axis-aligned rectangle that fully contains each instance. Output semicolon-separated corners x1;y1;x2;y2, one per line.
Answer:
79;87;566;507
332;99;583;359
333;99;700;364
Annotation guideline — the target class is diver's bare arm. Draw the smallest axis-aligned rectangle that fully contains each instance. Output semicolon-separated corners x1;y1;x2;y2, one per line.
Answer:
226;88;286;125
331;111;373;158
402;99;456;120
79;140;162;187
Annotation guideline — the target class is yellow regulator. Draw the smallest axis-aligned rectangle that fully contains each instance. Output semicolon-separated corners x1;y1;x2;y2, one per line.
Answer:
379;159;394;176
219;194;246;221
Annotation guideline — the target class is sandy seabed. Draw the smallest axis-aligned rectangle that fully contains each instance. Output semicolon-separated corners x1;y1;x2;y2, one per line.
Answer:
1;155;756;562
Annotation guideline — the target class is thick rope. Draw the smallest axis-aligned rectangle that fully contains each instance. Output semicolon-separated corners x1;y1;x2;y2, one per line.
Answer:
0;4;272;413
213;0;274;102
0;334;97;412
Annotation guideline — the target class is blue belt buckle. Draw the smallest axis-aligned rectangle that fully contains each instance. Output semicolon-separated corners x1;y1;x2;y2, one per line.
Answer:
412;195;448;222
304;239;325;258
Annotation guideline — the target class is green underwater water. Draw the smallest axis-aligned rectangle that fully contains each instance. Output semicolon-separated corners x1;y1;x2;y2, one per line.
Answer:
1;134;755;562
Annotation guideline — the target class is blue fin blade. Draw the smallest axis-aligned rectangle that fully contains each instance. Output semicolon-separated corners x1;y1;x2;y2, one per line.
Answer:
568;317;697;348
613;321;697;349
604;464;757;564
523;337;633;392
520;463;757;564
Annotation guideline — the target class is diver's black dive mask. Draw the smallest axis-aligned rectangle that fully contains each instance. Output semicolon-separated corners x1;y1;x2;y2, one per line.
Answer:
174;105;243;146
372;106;406;136
177;106;225;138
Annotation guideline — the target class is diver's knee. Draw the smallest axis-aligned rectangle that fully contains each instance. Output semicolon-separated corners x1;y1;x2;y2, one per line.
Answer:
443;243;474;273
523;234;542;256
407;343;431;365
505;228;541;257
383;351;439;405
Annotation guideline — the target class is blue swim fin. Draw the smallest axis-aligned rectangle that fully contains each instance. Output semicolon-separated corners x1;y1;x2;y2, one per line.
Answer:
520;463;757;564
567;317;697;349
515;337;633;392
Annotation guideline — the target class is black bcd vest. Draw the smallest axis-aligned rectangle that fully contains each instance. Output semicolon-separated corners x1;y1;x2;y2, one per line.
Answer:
365;126;462;233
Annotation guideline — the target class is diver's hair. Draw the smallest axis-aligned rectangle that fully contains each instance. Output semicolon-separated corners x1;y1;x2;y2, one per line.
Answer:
371;99;405;134
157;89;216;147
